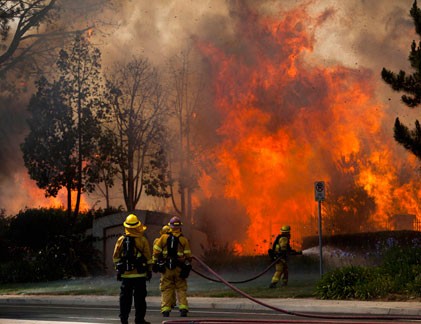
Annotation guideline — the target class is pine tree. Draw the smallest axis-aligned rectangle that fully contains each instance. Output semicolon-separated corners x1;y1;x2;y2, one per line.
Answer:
382;0;421;160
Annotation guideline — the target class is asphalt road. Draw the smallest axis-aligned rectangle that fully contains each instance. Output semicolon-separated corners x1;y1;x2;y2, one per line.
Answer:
0;295;420;324
0;303;315;323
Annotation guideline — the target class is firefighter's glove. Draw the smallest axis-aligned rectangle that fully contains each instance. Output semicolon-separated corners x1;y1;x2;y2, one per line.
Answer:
268;249;276;261
116;261;125;273
157;259;166;273
146;270;152;281
115;262;124;281
152;262;159;273
179;260;192;279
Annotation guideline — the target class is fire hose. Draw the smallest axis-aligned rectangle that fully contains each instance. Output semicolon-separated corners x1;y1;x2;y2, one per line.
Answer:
191;255;421;321
192;256;279;283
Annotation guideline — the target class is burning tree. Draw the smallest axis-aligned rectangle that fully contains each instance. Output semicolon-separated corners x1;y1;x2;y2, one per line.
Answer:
193;2;410;253
167;48;206;223
0;0;112;214
0;0;58;78
382;0;421;161
103;58;170;211
0;0;109;80
21;34;105;217
322;155;377;235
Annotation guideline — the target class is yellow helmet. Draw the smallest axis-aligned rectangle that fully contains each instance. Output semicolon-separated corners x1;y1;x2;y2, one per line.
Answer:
124;214;146;230
280;225;291;233
160;225;171;235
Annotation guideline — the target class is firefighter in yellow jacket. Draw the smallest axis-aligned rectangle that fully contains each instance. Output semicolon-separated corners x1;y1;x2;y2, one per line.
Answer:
153;225;171;249
152;225;176;308
113;214;153;324
153;216;192;317
269;225;301;288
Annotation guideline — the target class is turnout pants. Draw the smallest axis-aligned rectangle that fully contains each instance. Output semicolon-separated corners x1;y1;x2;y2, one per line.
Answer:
119;277;147;324
160;267;188;313
271;259;288;285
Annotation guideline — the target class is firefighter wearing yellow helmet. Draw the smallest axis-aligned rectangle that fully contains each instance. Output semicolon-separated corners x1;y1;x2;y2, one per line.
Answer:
268;225;302;288
113;214;153;324
153;216;192;318
152;225;171;259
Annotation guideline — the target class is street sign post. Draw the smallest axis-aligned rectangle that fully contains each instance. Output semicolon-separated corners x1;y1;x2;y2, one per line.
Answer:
314;181;325;277
314;181;325;202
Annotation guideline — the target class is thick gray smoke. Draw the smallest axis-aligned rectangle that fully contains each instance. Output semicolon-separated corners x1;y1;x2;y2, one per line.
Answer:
0;0;417;220
0;93;32;214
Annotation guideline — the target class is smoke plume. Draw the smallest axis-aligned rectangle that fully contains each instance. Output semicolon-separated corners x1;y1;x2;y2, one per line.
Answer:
0;0;419;255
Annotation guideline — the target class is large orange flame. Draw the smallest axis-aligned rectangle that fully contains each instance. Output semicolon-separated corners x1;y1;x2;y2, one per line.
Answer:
196;3;420;254
10;172;90;214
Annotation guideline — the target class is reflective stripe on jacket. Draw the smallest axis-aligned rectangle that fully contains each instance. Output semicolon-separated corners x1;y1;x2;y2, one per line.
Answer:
113;230;153;278
153;230;191;262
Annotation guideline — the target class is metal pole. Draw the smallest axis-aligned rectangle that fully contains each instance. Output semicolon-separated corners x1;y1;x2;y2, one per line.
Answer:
318;200;323;277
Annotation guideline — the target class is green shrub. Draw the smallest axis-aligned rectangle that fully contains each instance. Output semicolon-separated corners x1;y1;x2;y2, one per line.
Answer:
315;265;390;300
381;246;421;293
0;209;11;261
407;264;421;296
7;208;95;247
0;208;103;283
316;245;421;300
0;256;58;283
316;266;364;299
0;260;36;283
354;268;393;300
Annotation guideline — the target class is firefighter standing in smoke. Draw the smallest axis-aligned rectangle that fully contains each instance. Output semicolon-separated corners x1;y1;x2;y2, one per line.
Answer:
113;214;153;324
153;216;192;317
268;225;302;288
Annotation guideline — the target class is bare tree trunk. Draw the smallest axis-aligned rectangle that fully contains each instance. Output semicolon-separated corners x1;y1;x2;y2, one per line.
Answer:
74;58;82;218
179;108;186;218
105;181;110;209
67;184;72;218
106;58;168;213
169;48;204;223
186;109;192;222
127;139;134;211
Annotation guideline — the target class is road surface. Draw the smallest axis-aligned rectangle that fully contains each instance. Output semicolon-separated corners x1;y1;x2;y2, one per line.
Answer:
0;295;420;324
